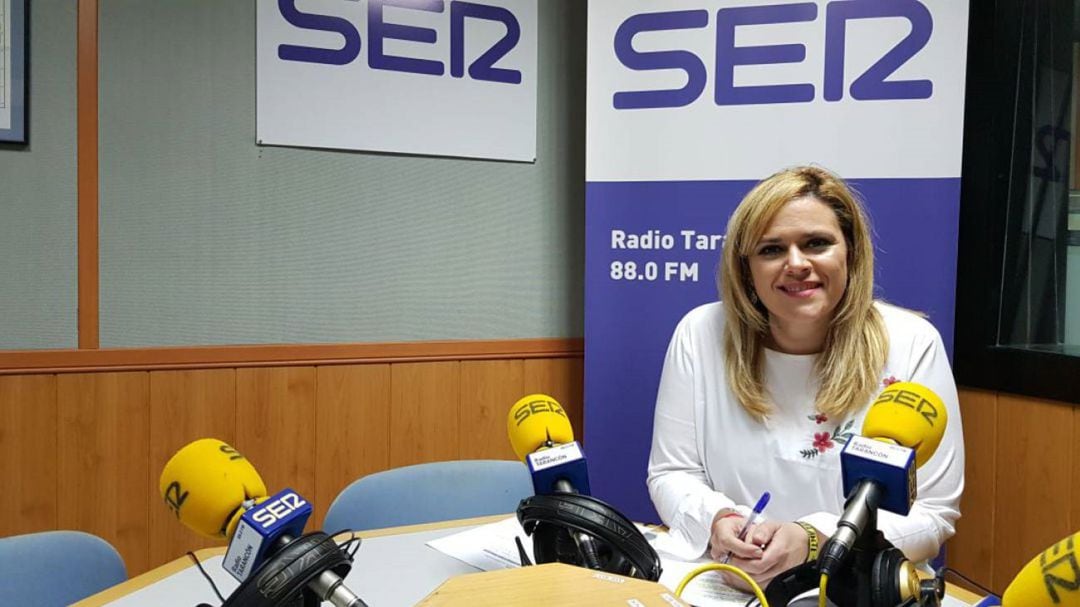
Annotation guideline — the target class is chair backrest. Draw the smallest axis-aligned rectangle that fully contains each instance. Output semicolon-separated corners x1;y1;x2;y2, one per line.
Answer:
323;459;534;532
0;530;127;607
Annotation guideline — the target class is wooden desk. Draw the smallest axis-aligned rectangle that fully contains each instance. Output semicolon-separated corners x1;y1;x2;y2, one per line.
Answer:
75;514;987;606
942;583;983;604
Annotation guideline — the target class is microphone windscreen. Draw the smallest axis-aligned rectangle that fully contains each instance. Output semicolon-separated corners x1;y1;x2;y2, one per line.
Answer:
861;381;947;467
159;438;268;539
507;394;575;461
1003;530;1080;606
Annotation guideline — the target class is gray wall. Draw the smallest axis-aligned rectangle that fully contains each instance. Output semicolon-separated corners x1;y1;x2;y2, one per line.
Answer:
0;0;78;350
0;0;585;350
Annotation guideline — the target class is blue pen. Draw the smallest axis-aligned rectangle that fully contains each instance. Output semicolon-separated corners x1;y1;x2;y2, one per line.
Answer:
721;491;771;564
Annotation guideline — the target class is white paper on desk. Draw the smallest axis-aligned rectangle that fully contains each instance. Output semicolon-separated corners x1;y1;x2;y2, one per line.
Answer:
646;527;753;607
646;526;706;561
426;515;534;570
656;556;754;607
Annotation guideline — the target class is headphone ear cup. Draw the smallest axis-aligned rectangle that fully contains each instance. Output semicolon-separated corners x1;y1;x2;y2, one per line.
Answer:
528;521;569;566
528;519;637;578
517;493;662;581
870;547;907;607
600;548;634;578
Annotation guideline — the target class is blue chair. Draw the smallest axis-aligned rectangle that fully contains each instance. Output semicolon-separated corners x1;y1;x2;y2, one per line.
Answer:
324;459;534;532
0;530;126;606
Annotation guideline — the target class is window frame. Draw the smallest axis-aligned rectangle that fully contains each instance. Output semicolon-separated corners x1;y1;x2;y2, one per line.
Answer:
954;0;1080;405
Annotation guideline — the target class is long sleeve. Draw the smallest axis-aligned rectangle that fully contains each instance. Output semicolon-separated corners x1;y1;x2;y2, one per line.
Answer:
800;320;965;563
647;311;748;556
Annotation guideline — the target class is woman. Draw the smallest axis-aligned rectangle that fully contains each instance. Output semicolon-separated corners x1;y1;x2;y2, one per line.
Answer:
647;166;963;589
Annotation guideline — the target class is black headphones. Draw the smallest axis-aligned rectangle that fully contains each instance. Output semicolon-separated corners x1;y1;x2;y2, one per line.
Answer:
870;547;912;607
222;532;354;607
517;492;663;582
765;542;927;606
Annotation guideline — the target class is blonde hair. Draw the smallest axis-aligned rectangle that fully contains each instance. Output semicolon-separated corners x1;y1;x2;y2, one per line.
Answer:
719;166;888;421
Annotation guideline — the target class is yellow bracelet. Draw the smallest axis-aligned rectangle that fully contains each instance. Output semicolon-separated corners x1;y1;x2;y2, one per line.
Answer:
796;521;820;562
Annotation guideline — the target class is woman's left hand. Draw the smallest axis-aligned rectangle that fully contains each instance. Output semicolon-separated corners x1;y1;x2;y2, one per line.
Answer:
720;521;810;591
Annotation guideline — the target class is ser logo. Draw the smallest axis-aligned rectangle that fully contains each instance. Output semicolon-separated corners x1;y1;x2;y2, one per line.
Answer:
612;0;934;109
512;398;566;426
162;481;188;519
275;0;523;84
251;492;309;529
872;388;939;427
1041;536;1080;603
219;444;244;461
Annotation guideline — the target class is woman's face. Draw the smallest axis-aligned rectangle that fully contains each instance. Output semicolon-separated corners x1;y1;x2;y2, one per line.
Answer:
748;195;849;339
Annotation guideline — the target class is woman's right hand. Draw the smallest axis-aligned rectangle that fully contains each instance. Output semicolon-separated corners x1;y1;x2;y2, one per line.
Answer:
708;509;763;562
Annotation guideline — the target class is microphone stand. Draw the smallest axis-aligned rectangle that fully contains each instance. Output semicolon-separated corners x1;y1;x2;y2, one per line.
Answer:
766;506;894;606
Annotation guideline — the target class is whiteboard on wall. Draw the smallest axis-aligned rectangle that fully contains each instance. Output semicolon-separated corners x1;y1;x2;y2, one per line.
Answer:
257;0;537;162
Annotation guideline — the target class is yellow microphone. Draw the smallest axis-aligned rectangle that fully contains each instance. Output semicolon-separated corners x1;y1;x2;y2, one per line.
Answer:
507;393;575;461
862;381;948;467
820;382;949;578
159;438;268;539
1002;531;1080;606
159;439;367;606
507;393;587;495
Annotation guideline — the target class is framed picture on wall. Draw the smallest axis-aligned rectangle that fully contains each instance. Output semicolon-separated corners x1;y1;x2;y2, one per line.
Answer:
0;0;27;144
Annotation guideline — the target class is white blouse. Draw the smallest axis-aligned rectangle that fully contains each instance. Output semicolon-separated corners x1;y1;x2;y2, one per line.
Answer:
647;301;964;562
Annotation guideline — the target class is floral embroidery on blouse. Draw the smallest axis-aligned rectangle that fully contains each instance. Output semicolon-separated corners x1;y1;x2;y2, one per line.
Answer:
800;418;855;459
799;374;900;459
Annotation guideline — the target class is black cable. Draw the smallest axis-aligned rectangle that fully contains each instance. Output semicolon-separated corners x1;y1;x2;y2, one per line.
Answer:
187;551;226;604
331;529;363;559
515;536;534;567
346;537;361;560
942;566;995;597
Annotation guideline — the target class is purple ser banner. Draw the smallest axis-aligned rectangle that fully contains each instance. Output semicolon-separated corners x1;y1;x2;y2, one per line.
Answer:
583;177;960;522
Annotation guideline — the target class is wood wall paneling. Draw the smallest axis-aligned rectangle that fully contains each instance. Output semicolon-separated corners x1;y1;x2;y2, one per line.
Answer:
523;358;584;438
990;394;1075;594
147;369;237;567
57;372;150;576
389;362;461;468
950;389;998;591
0;375;58;536
1074;405;1080;531
459;360;523;461
0;353;588;577
313;364;391;528
236;367;317;510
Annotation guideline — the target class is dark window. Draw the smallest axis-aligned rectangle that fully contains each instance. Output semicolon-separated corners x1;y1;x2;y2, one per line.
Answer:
955;0;1080;404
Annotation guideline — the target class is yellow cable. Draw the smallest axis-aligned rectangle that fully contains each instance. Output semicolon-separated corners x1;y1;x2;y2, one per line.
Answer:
818;573;829;607
674;563;769;607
